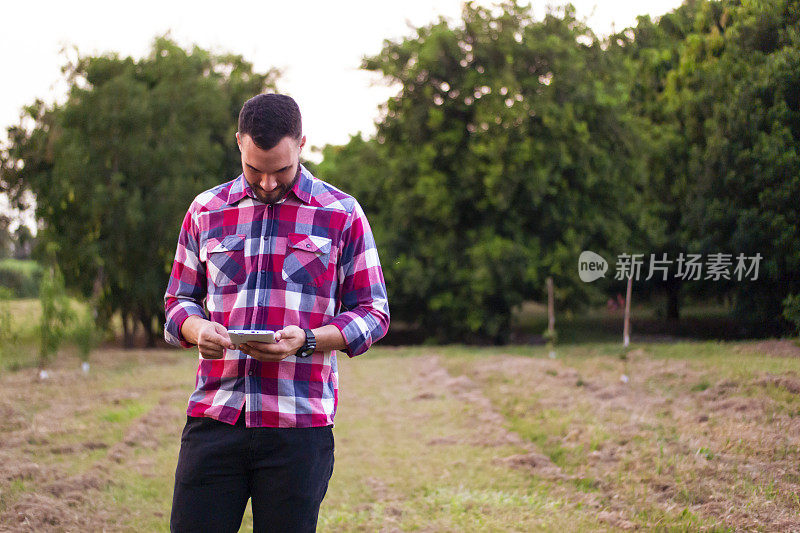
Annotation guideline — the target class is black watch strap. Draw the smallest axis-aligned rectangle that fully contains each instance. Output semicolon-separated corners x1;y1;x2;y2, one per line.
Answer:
296;328;316;358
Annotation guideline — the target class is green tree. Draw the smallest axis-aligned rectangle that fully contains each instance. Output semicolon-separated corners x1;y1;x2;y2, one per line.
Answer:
652;0;800;330
610;2;707;320
320;2;648;342
604;0;799;332
1;37;278;346
783;293;800;336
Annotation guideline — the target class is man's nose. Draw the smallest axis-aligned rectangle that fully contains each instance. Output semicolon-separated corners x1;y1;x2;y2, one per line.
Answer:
258;173;278;190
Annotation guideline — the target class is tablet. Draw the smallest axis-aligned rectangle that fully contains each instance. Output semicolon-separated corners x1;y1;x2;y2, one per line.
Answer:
227;329;276;346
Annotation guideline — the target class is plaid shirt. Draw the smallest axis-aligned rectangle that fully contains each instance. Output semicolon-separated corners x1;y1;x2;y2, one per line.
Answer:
164;164;389;427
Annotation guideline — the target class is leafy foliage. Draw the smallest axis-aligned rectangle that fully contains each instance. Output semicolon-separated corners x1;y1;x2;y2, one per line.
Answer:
783;294;800;336
37;265;73;368
2;37;277;346
71;305;101;363
321;0;800;341
628;0;800;328
3;2;798;347
0;288;18;361
320;2;647;342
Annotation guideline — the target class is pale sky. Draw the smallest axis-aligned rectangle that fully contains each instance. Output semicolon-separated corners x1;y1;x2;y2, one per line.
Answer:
0;0;684;227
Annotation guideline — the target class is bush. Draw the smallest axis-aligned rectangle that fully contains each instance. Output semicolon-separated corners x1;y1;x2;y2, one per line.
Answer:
0;259;43;298
0;290;18;365
71;306;100;363
38;266;74;369
783;294;800;336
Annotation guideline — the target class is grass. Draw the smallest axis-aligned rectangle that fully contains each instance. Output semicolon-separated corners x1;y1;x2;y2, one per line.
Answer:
0;336;799;530
316;356;610;531
511;300;778;344
0;297;110;372
0;259;43;299
437;341;800;530
0;258;42;274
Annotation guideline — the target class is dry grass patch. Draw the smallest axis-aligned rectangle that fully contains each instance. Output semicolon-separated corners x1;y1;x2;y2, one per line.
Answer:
439;343;800;530
2;342;797;531
319;353;613;531
0;348;194;531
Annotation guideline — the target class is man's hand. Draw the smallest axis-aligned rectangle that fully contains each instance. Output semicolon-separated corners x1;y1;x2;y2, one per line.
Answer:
239;325;306;362
182;317;235;359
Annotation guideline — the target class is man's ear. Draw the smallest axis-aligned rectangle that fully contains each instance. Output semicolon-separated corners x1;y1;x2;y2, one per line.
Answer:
298;135;307;152
235;132;242;151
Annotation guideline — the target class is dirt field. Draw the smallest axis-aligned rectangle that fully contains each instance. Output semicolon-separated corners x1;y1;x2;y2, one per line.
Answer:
0;340;798;531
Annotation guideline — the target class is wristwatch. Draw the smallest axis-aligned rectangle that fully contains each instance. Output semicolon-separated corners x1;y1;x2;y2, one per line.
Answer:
295;328;316;358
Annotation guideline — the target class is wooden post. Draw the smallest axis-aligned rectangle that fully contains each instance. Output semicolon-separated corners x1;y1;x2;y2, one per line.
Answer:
547;277;556;358
623;276;632;347
547;277;555;333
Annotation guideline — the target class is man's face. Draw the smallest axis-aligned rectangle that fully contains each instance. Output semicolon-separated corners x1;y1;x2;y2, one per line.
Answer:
236;133;306;204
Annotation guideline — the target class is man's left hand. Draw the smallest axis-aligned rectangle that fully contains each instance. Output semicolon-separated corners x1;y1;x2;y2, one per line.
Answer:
239;325;306;362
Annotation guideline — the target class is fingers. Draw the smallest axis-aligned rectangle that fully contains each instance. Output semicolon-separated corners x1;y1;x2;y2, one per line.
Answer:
240;326;305;362
277;325;303;340
212;333;235;351
198;335;227;358
245;340;281;351
198;344;225;359
210;325;235;350
201;324;304;363
239;338;300;362
196;322;234;358
239;342;291;362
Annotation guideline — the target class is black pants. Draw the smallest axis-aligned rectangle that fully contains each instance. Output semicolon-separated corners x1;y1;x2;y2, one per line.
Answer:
170;412;334;533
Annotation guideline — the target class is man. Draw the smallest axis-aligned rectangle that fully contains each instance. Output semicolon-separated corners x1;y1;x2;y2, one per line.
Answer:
164;93;389;532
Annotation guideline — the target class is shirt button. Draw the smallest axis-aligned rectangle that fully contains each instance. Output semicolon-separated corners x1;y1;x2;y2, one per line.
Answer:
248;370;254;376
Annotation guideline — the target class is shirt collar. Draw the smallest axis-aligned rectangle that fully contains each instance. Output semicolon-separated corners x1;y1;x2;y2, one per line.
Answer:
226;163;314;206
290;164;313;205
226;173;256;205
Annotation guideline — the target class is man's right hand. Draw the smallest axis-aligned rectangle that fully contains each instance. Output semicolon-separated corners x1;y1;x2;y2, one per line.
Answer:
181;316;235;359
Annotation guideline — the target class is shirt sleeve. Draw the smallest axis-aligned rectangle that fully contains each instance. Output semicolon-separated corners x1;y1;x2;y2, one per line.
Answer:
328;200;390;357
163;203;208;348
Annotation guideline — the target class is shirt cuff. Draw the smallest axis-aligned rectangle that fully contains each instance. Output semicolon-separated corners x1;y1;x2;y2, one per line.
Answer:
328;311;376;358
164;300;207;348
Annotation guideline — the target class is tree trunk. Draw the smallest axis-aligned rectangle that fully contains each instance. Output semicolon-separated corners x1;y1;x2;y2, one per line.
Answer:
665;278;681;321
122;312;135;349
91;266;105;321
140;311;156;348
623;277;632;347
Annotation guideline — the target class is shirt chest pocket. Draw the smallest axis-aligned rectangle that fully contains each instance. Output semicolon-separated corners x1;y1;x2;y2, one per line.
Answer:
282;233;333;287
202;234;247;287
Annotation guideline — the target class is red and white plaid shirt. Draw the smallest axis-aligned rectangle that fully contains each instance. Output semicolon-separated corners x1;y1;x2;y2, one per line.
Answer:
164;165;389;427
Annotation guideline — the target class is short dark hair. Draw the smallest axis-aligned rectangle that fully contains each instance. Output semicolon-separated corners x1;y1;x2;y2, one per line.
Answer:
238;93;302;150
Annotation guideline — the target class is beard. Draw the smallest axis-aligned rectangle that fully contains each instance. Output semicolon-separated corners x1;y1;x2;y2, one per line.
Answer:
256;164;301;205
